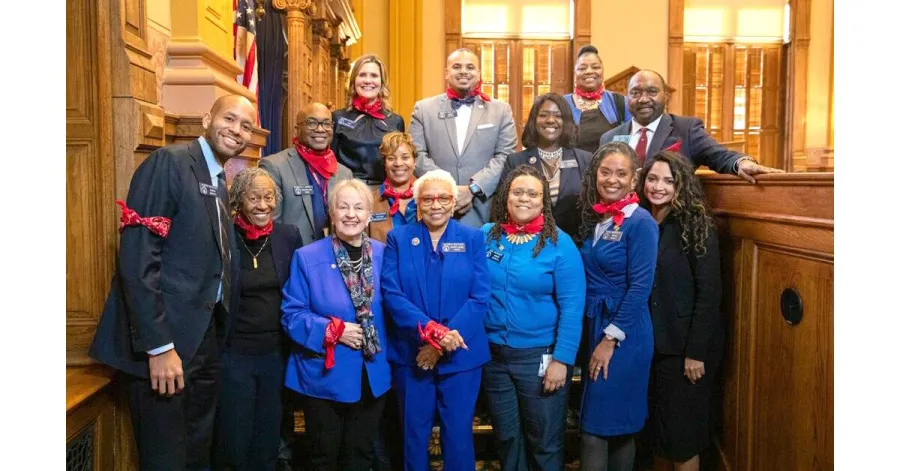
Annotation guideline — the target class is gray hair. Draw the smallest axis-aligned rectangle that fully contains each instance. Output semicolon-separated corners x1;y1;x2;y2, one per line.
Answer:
229;167;282;213
413;169;459;200
328;178;374;215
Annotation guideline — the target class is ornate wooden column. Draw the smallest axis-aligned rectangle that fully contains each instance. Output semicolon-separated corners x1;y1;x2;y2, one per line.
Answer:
785;0;812;171
311;17;334;105
274;0;312;125
667;0;686;115
331;42;347;108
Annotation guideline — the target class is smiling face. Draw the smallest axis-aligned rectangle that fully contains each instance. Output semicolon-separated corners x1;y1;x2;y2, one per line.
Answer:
574;53;604;91
239;175;277;227
385;143;415;187
331;186;371;241
536;99;563;147
506;175;544;225
202;96;256;163
354;61;383;103
643;161;676;207
295;103;334;151
596;152;636;203
627;71;668;126
417;180;455;229
445;50;481;95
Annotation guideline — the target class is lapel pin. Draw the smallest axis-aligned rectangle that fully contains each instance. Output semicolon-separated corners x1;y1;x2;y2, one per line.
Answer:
411;237;420;246
330;264;336;269
528;156;537;164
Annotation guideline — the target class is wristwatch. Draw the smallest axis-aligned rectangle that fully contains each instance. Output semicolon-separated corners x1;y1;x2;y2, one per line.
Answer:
468;180;485;199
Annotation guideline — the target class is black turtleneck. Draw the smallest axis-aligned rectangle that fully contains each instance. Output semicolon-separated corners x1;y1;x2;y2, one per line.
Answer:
340;238;363;262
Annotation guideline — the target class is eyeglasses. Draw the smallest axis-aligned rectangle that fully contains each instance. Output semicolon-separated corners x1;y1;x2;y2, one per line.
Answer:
510;188;543;199
419;195;453;206
628;87;662;99
304;119;333;130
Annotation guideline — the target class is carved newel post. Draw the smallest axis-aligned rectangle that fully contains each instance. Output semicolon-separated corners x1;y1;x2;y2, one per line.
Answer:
273;0;312;125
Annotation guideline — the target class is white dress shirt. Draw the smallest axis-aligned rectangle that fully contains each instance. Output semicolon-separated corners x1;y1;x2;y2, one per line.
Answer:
627;115;663;150
455;102;473;153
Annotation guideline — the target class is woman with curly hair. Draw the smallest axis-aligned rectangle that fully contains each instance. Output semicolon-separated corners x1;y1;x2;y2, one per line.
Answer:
637;151;724;471
577;141;658;471
481;165;586;470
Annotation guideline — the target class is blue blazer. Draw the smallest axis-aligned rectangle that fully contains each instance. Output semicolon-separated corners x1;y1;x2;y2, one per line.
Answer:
381;219;491;374
281;237;391;403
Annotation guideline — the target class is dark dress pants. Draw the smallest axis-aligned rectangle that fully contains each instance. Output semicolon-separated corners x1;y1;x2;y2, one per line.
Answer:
125;310;224;471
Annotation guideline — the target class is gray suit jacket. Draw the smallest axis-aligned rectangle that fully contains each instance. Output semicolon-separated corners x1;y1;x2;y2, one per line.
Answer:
258;147;352;245
410;93;518;227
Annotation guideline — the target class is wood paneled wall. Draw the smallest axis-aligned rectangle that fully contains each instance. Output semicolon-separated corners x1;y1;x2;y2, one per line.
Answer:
702;173;833;471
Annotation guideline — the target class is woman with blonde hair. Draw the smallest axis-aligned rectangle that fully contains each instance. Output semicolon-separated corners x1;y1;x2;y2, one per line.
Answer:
332;54;406;187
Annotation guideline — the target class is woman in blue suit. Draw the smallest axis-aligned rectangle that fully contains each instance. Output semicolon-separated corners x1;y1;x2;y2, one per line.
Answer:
381;169;491;471
576;142;659;471
281;178;392;471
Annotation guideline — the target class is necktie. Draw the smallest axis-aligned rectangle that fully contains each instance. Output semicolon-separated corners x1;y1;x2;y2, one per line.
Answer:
216;172;232;312
635;127;649;165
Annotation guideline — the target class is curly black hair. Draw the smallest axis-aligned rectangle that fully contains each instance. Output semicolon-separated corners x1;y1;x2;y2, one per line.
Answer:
637;151;716;256
488;165;558;258
575;141;639;245
521;93;578;149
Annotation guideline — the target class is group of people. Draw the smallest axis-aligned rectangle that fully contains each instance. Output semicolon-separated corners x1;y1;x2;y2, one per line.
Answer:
89;45;782;471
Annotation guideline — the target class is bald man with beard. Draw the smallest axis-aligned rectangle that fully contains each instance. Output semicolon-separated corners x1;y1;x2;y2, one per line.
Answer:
91;95;256;471
260;102;353;244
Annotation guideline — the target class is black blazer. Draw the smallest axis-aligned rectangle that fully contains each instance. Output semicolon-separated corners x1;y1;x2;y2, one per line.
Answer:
498;147;592;237
89;139;240;378
649;214;724;361
225;222;303;343
599;113;744;174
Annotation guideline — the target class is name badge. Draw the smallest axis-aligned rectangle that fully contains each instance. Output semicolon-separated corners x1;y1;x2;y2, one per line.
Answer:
601;230;623;242
199;182;217;197
337;117;356;129
294;185;314;196
612;135;630;143
370;212;388;222
442;242;466;253
438;110;458;120
559;159;579;169
486;249;504;263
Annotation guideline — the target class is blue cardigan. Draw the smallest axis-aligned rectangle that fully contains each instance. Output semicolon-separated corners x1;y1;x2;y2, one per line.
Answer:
281;237;392;403
481;224;586;365
381;219;491;374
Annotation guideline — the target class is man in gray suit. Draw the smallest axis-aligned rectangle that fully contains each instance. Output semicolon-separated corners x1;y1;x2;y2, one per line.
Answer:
411;48;518;227
260;102;352;244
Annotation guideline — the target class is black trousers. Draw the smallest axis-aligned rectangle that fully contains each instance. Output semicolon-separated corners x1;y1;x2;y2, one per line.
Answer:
300;370;386;471
126;308;224;471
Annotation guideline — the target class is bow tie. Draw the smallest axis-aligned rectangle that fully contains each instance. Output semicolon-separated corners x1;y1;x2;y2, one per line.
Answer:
450;95;477;110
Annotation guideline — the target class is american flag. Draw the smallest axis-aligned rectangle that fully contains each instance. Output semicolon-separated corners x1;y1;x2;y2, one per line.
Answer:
234;0;259;97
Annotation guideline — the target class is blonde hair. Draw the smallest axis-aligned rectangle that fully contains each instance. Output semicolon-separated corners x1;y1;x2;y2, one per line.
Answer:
346;54;393;112
412;169;459;200
379;132;418;160
328;179;374;215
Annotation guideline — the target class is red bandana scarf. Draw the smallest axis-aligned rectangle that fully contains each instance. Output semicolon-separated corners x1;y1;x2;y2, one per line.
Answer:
574;85;605;101
233;214;273;240
381;178;415;215
116;200;171;238
446;79;492;103
352;95;386;119
592;192;640;227
323;317;345;369
293;137;337;181
500;213;545;235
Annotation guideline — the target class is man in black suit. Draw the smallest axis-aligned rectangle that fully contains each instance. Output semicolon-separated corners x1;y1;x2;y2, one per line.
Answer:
599;69;783;183
89;95;257;471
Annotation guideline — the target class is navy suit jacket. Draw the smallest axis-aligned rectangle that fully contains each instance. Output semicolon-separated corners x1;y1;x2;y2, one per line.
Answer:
381;219;491;374
89;139;239;378
599;113;744;174
225;222;303;345
499;147;592;237
281;237;392;403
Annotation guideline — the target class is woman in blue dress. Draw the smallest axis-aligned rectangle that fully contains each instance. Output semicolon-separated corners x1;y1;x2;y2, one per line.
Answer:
576;141;659;471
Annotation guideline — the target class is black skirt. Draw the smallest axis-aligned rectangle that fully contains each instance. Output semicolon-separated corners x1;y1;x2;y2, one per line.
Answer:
647;351;723;462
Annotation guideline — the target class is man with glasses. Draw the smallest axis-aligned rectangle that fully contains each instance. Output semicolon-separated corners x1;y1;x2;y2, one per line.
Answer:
599;69;782;183
260;102;353;243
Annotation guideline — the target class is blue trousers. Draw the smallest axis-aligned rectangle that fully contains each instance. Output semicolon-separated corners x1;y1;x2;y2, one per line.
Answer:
483;345;570;471
392;364;482;471
213;350;284;471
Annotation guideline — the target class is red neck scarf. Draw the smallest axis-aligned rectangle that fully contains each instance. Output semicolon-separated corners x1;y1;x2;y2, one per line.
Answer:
352;95;386;119
500;213;545;235
574;85;605;101
381;178;415;215
592;192;639;227
293;137;337;180
233;214;273;240
447;79;492;103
